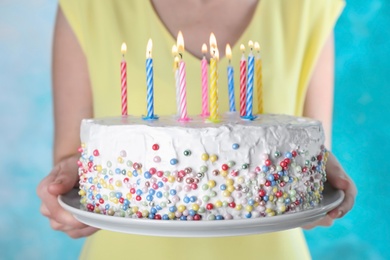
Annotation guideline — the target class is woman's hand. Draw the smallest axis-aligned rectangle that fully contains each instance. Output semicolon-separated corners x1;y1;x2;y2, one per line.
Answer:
303;152;357;229
37;154;99;238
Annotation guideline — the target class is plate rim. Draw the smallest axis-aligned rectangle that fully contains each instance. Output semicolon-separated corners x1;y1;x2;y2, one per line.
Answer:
58;183;344;237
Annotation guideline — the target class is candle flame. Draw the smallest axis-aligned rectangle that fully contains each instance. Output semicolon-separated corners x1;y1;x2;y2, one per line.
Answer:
173;56;180;69
248;40;254;50
146;39;153;58
254;42;260;52
214;48;220;60
240;44;245;53
121;42;127;55
177;31;185;54
172;45;178;56
202;43;208;55
209;33;217;49
226;44;232;60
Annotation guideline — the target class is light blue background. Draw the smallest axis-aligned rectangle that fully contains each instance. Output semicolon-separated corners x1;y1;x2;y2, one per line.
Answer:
1;1;389;259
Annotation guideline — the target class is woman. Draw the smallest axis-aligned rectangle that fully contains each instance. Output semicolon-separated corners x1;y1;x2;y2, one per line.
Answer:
38;0;356;258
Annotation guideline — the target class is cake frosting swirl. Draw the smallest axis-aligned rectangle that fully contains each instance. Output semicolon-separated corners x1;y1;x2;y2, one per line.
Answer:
78;113;328;220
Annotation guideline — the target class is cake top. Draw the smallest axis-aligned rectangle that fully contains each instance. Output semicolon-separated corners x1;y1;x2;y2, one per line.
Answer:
83;113;321;129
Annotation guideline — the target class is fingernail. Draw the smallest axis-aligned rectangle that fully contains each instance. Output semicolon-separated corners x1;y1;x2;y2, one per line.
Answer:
337;210;344;218
53;179;63;185
339;175;348;181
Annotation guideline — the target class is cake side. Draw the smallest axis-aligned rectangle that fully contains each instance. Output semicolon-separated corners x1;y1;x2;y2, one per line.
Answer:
78;114;328;220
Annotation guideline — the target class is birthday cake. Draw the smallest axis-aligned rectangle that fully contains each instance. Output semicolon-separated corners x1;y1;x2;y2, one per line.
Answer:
77;113;328;220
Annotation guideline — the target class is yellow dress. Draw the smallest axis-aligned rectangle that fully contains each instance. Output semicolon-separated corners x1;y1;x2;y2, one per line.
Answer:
59;0;344;259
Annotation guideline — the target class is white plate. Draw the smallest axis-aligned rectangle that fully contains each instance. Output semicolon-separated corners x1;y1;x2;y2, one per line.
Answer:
58;183;344;237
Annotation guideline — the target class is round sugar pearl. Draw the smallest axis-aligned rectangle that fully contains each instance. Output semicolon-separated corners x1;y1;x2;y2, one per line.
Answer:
200;165;208;173
201;153;209;161
171;195;180;203
246;205;253;212
227;161;236;167
192;204;200;211
210;154;218;162
223;191;231;197
153;156;161;163
178;205;186;212
203;195;210;202
232;143;239;149
208;180;216;188
170;159;178;165
208;214;216;220
226;179;234;186
224;213;233;220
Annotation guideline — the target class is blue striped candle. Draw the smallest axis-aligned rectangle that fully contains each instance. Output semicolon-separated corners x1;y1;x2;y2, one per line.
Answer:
244;41;256;120
228;65;236;112
144;39;158;120
226;44;236;112
146;57;154;117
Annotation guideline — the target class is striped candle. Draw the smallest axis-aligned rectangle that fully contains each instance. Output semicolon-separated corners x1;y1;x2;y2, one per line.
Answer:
179;60;189;121
209;55;218;121
144;39;158;120
120;43;127;116
255;42;263;114
245;41;255;120
239;44;247;117
174;57;180;117
226;44;236;112
177;31;189;122
200;44;209;117
209;33;219;122
172;45;180;116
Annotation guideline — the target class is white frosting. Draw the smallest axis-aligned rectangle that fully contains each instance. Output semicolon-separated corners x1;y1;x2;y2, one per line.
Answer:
78;113;327;220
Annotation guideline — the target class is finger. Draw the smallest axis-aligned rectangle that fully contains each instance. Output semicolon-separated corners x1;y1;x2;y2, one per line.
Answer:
48;156;80;196
326;153;350;190
50;217;90;233
67;226;99;239
40;203;51;218
303;215;334;230
325;153;357;219
328;189;356;219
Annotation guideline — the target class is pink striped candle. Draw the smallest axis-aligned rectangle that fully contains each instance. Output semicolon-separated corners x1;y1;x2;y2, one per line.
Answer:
239;44;247;117
120;43;127;116
177;31;189;122
200;43;209;117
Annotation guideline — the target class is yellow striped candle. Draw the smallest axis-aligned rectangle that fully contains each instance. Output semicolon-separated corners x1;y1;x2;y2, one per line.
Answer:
209;33;219;122
255;42;263;114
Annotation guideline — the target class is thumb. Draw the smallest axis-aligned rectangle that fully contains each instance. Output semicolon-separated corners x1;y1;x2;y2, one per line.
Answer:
325;153;350;191
48;156;80;196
